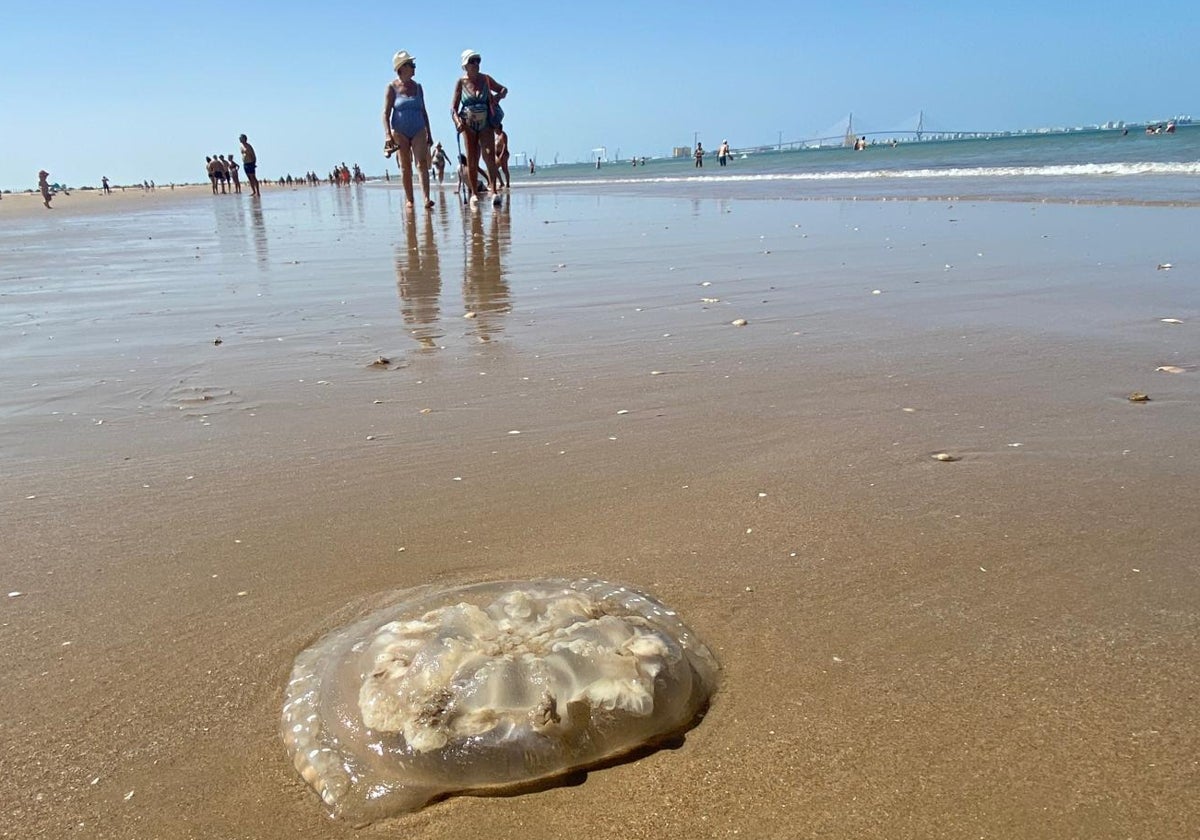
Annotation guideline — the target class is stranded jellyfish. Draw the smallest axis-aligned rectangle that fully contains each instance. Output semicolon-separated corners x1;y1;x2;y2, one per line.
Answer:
281;578;718;821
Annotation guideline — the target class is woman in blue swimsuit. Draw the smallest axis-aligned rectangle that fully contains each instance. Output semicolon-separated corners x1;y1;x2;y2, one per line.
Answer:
451;49;507;206
383;50;435;209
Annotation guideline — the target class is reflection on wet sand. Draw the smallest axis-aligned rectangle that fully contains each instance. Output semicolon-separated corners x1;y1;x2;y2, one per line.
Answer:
462;205;512;342
249;198;268;267
395;213;445;349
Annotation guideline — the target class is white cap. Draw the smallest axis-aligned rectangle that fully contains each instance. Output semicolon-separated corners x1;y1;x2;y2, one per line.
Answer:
461;49;480;67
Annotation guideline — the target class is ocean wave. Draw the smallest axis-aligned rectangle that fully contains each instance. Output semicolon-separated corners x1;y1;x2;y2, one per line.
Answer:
531;161;1200;187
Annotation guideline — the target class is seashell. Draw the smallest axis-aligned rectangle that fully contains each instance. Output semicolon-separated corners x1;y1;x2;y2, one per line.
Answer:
1127;392;1150;402
463;312;477;319
932;452;960;462
1157;263;1173;270
1155;365;1186;374
731;319;748;327
700;297;720;303
1160;318;1183;324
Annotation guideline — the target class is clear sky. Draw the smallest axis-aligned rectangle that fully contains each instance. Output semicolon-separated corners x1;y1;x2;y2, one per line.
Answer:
1;0;1196;190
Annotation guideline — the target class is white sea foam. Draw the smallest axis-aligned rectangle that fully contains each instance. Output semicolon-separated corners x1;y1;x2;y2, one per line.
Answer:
532;161;1200;188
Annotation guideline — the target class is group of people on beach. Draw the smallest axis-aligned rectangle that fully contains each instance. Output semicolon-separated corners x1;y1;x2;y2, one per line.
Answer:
384;48;510;209
203;135;261;198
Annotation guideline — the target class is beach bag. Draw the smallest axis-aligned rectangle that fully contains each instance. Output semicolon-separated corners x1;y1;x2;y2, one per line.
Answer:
489;103;505;129
461;105;489;132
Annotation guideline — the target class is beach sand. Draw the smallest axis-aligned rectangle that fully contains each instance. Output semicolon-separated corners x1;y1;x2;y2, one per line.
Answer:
2;186;1198;839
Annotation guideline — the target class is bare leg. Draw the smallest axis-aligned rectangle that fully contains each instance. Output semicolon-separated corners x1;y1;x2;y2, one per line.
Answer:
391;130;422;208
476;129;502;204
411;129;434;208
464;132;483;205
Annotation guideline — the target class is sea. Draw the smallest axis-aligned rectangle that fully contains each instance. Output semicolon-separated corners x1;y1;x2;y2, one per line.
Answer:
512;125;1200;205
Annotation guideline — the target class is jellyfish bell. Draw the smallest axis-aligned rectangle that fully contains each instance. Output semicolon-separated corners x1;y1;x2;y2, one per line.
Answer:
281;578;719;821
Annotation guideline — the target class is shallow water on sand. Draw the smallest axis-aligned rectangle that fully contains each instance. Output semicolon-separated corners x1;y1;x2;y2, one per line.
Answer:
3;189;1198;465
4;187;1200;840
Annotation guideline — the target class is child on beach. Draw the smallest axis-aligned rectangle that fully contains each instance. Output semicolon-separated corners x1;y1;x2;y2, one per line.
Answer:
456;153;492;204
456;153;473;204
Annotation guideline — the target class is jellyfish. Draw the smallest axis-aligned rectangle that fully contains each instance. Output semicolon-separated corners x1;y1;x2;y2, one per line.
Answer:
281;578;719;822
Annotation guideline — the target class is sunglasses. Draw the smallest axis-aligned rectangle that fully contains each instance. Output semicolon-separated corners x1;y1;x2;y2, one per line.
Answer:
402;61;415;69
467;57;481;65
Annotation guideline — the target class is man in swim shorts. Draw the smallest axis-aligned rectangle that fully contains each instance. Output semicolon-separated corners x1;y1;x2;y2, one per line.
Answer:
239;134;261;197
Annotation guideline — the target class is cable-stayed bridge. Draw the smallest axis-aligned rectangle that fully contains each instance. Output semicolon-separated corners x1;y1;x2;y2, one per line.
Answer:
738;111;1026;153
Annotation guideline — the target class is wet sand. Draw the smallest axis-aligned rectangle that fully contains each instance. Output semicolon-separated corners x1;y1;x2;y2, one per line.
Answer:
2;187;1199;839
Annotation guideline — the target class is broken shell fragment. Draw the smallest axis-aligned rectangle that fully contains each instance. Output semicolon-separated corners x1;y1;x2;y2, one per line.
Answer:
731;319;748;327
932;452;961;462
1156;366;1186;374
1127;392;1150;402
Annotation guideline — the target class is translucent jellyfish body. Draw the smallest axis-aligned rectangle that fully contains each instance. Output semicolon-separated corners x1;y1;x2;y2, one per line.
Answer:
281;578;718;821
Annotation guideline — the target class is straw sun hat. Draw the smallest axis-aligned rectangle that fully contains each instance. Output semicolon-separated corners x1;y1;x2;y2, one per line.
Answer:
392;50;416;71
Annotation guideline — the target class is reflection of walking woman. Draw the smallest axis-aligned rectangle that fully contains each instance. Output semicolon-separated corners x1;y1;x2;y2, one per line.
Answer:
384;50;435;210
452;49;506;206
395;213;444;349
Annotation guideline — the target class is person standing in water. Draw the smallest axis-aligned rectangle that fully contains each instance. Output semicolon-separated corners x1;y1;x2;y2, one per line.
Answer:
451;49;506;206
384;50;435;210
239;134;261;197
694;142;704;167
717;140;730;166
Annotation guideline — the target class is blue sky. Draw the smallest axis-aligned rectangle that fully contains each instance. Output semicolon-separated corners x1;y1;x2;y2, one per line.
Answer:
0;0;1195;190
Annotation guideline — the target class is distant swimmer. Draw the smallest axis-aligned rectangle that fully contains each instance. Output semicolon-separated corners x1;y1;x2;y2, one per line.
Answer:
694;142;704;167
239;134;261;197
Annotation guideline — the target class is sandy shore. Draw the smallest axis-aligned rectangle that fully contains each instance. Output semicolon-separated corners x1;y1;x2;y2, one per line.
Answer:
2;188;1198;839
0;184;219;220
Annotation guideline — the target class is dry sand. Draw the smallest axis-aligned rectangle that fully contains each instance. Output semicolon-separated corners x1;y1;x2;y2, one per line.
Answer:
2;187;1198;839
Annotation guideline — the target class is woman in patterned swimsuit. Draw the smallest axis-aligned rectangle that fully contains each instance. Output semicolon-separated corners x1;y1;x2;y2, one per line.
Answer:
383;49;435;210
451;49;507;206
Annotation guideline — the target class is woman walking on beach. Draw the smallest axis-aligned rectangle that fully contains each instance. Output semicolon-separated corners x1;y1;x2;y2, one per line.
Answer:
38;170;53;208
451;49;506;207
384;50;435;210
